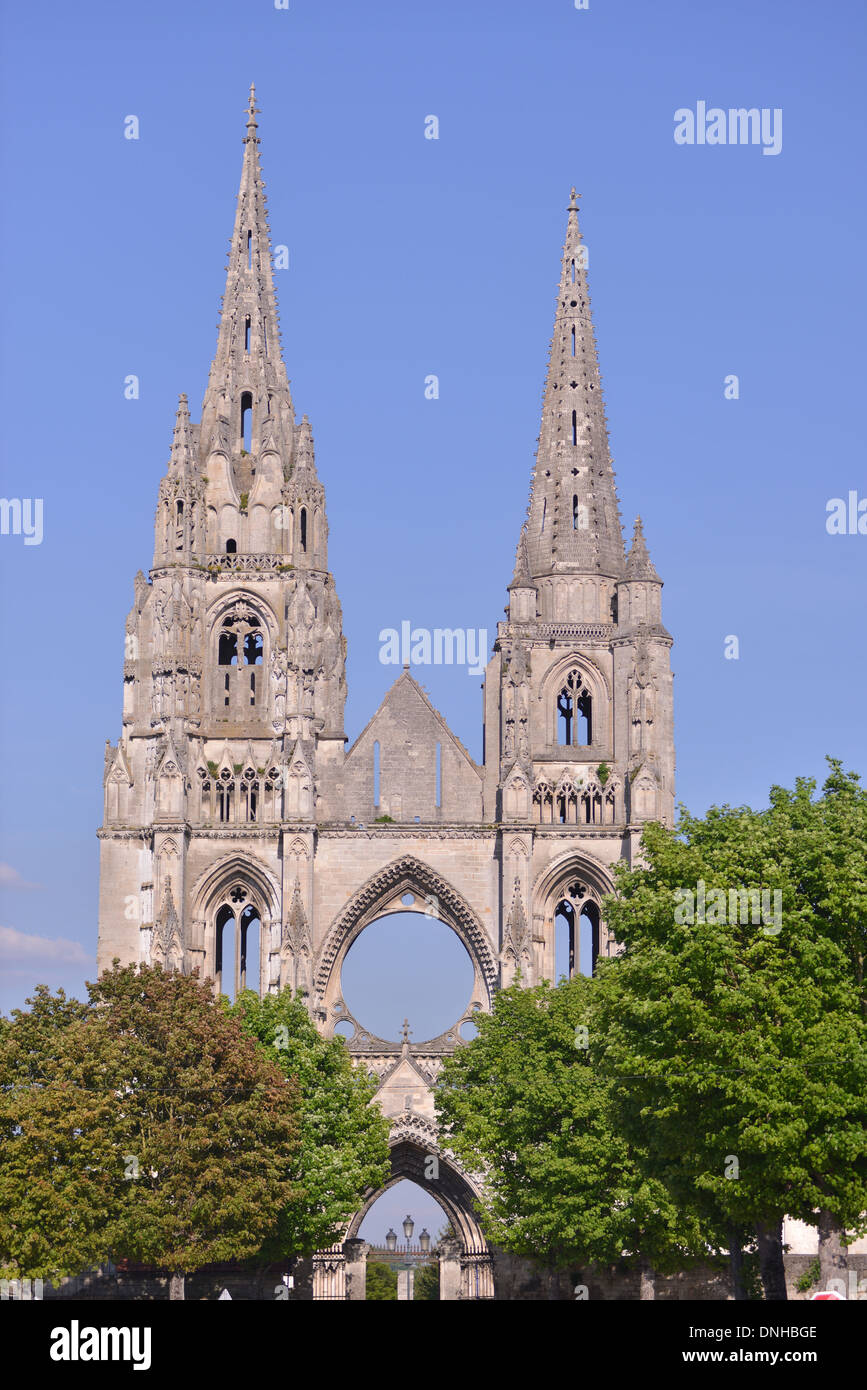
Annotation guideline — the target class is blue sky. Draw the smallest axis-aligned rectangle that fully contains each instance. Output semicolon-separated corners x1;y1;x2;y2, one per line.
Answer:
1;0;865;1241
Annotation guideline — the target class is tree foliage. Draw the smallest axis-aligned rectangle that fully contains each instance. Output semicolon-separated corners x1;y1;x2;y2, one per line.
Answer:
435;764;867;1299
228;987;391;1258
90;964;301;1282
365;1260;397;1300
413;1259;440;1300
0;986;117;1282
767;759;867;1016
1;966;304;1287
597;800;867;1243
435;974;703;1276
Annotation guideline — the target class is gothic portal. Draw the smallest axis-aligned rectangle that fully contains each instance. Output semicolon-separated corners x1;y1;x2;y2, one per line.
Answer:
97;88;675;1299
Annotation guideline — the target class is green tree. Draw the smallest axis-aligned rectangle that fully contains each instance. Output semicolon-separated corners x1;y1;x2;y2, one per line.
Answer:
365;1260;397;1300
413;1259;440;1300
229;988;391;1259
766;759;867;1285
435;975;705;1297
596;801;867;1301
90;963;301;1298
0;987;116;1283
1;966;302;1298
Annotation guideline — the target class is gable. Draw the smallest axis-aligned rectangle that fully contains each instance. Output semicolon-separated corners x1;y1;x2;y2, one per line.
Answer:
344;672;482;824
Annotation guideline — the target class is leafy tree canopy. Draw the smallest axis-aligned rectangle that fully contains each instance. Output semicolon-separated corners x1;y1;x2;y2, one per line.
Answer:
228;988;391;1258
1;966;300;1285
596;793;867;1252
436;974;704;1273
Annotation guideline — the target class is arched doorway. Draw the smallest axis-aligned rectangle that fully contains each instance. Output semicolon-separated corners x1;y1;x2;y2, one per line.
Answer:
313;1132;494;1300
310;859;498;1300
357;1179;448;1300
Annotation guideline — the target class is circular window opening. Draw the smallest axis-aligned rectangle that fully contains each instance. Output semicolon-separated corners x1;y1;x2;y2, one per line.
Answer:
341;912;474;1043
334;1019;355;1041
459;1019;479;1041
401;892;415;907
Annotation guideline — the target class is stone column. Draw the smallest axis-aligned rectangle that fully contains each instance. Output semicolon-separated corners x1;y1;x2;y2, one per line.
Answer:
439;1237;462;1301
343;1239;369;1301
396;1267;415;1301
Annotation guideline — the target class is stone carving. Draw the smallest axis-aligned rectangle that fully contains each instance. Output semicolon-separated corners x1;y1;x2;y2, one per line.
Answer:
152;880;183;973
628;639;656;755
269;648;287;727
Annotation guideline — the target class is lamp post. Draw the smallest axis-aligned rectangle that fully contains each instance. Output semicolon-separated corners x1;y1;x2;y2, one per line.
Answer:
377;1215;434;1300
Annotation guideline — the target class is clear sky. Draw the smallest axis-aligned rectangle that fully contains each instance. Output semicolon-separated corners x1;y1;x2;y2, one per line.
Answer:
1;0;865;1242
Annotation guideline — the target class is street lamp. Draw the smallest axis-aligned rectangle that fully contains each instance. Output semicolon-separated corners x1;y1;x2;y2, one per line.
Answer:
385;1229;397;1252
419;1229;430;1253
402;1215;415;1242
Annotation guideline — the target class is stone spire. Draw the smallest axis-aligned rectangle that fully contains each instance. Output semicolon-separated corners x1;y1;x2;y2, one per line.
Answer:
200;84;295;473
511;523;531;585
153;393;204;566
523;189;625;581
625;516;661;581
167;394;195;479
284;414;328;571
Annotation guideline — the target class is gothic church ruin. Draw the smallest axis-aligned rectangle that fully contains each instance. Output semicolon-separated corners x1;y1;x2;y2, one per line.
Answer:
97;88;675;1298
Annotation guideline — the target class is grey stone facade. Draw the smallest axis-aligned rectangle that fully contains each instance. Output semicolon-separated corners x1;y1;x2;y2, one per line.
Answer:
96;90;675;1295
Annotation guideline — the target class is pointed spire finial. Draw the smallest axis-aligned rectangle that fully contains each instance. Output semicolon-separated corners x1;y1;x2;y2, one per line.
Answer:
518;192;625;583
625;515;661;581
167;392;195;478
511;523;532;586
246;83;259;132
201;88;295;462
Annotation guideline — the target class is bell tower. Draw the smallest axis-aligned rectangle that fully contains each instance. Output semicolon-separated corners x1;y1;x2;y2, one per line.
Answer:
483;190;675;986
98;87;347;996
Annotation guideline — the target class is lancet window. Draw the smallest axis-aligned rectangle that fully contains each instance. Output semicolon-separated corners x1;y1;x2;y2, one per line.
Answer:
557;668;592;746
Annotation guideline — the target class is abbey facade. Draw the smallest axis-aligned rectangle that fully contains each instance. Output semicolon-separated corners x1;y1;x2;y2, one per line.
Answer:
97;89;675;1299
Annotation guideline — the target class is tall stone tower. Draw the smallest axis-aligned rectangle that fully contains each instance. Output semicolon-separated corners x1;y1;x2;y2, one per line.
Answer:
483;187;675;987
98;87;347;996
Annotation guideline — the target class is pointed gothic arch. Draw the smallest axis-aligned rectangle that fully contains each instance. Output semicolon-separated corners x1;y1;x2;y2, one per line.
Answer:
314;855;498;1015
189;851;280;996
538;650;611;751
206;591;277;717
532;848;617;977
205;589;279;645
346;1128;490;1256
